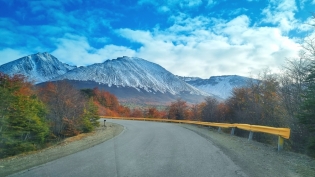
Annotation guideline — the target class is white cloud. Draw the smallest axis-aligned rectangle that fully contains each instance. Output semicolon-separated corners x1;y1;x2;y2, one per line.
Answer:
116;14;301;78
179;0;202;8
51;34;136;66
158;6;170;13
261;0;298;32
138;0;203;13
0;48;29;65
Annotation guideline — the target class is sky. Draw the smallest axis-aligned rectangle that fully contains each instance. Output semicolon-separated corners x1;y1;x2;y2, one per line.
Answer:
0;0;315;79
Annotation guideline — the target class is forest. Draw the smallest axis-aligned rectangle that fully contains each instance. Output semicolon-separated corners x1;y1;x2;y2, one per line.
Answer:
0;76;101;158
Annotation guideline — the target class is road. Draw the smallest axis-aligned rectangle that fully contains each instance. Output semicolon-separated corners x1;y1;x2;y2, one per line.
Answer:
9;119;247;177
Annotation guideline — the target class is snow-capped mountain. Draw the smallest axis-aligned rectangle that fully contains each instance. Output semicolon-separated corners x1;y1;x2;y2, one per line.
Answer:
0;53;216;104
53;56;209;97
0;52;76;83
184;75;254;99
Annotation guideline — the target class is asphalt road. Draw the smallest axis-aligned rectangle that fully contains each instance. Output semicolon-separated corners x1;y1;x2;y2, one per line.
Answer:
9;119;247;177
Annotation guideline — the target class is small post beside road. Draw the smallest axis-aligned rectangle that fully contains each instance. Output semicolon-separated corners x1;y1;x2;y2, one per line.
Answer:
218;127;222;133
278;136;284;151
230;127;235;135
104;120;106;127
248;131;253;141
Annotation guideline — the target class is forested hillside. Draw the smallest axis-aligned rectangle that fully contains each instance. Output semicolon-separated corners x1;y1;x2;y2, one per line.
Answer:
0;75;101;158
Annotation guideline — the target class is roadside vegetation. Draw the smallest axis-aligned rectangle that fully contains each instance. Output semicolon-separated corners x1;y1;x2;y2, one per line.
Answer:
0;77;100;158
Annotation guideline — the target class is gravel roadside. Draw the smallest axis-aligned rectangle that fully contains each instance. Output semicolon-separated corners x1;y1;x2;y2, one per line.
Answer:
179;124;315;177
0;122;124;177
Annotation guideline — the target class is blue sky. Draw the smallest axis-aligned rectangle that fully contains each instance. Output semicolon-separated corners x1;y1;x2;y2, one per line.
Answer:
0;0;315;78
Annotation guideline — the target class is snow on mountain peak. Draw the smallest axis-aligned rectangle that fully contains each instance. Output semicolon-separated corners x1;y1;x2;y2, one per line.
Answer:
185;75;254;99
0;52;76;83
53;56;210;96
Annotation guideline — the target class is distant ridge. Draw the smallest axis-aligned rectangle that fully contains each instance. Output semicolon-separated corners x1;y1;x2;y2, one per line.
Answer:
183;75;255;99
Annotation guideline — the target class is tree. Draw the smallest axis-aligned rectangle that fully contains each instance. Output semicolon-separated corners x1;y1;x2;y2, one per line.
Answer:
298;62;315;157
0;73;49;157
81;98;100;132
130;108;143;117
201;97;219;122
144;107;160;118
38;81;87;138
279;56;311;152
168;99;188;120
189;103;203;121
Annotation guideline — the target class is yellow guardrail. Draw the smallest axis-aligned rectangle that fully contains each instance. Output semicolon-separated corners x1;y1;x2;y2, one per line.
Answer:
100;116;290;151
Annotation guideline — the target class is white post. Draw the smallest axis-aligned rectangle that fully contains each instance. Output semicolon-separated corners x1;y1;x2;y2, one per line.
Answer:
248;131;253;141
230;127;235;135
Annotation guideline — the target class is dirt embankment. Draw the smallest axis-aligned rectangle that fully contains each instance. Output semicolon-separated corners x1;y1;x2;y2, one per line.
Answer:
0;122;124;177
179;124;315;177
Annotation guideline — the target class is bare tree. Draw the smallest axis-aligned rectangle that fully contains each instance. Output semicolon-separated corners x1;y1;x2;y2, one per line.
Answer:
38;81;86;138
168;98;188;120
201;97;219;122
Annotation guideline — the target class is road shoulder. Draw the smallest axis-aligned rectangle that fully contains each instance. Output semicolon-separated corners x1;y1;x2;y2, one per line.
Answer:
179;124;315;177
0;122;124;177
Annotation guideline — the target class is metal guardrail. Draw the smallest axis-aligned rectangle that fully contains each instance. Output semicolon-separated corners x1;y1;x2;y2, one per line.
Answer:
100;116;290;151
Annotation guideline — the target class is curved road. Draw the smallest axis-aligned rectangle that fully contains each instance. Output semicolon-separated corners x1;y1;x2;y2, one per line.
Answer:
10;120;247;177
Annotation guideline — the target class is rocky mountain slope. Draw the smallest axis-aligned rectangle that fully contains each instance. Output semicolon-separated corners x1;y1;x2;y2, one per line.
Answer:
182;75;254;99
53;56;209;96
0;52;76;83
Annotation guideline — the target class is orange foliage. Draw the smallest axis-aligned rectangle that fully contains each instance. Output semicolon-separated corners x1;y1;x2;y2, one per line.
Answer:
130;108;143;117
0;73;33;96
145;107;161;118
217;103;230;122
92;88;130;117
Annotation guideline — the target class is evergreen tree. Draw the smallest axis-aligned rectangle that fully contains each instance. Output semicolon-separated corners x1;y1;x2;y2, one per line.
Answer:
82;98;100;132
0;73;49;158
298;62;315;157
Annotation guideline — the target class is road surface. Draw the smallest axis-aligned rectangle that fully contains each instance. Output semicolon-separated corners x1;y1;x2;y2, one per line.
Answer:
9;119;247;177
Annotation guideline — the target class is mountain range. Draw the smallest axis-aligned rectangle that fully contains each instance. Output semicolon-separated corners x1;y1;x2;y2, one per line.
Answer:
178;75;253;99
0;52;252;104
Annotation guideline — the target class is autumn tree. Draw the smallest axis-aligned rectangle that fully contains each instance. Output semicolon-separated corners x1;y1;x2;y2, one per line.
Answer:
201;97;219;122
93;88;119;110
189;103;203;121
168;99;189;120
90;88;128;116
38;81;96;138
0;73;49;157
216;102;230;122
130;108;143;117
144;107;160;118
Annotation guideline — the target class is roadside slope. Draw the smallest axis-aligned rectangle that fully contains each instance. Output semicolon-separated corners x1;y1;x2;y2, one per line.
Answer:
0;122;123;177
179;124;315;177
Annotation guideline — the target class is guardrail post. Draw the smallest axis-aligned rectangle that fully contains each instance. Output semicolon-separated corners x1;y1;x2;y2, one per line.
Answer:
230;127;235;135
218;127;222;133
248;131;253;141
278;136;284;151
